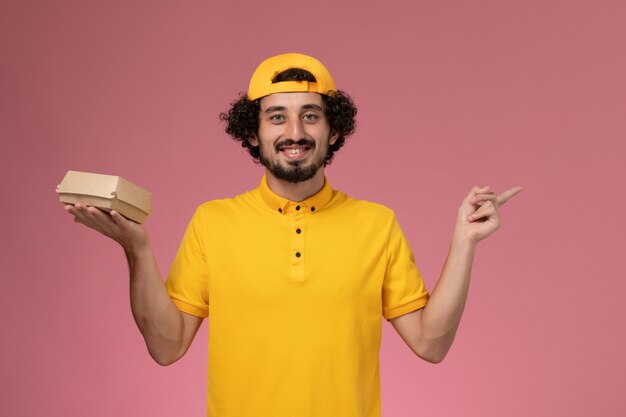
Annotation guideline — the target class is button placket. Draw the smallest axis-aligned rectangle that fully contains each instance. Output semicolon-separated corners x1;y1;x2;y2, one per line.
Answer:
289;203;306;282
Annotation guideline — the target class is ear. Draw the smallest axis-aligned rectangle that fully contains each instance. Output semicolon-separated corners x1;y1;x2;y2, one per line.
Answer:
248;135;259;146
329;131;339;146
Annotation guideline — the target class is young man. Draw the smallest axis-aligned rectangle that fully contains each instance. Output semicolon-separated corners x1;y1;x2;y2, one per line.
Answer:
65;53;522;417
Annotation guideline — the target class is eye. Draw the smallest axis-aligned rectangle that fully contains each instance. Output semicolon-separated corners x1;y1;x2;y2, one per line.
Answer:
269;114;284;122
302;113;319;122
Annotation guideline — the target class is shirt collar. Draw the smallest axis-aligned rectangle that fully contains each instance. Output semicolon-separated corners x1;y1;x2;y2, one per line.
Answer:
258;175;333;215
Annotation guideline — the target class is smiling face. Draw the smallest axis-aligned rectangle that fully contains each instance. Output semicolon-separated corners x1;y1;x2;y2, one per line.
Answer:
251;92;338;184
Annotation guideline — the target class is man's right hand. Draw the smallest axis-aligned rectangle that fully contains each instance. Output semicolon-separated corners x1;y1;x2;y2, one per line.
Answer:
64;203;149;252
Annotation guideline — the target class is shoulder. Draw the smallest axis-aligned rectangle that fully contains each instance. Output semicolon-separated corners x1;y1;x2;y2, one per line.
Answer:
191;189;261;221
332;189;393;213
329;189;397;224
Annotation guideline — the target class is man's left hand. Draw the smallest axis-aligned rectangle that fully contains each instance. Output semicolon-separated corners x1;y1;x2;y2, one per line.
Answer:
454;185;523;244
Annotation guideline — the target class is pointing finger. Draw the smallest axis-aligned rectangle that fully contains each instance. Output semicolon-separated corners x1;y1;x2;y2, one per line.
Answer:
496;186;523;206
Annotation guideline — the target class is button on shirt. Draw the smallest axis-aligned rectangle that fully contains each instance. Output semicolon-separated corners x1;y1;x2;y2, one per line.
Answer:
166;176;430;417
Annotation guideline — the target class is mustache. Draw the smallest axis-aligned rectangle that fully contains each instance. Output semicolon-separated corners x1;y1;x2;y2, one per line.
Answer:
274;139;316;153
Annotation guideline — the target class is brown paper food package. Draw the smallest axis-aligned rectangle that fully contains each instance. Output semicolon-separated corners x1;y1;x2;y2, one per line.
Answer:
56;170;152;223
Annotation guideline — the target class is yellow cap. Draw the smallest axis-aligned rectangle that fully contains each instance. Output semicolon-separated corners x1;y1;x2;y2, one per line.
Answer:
247;53;336;101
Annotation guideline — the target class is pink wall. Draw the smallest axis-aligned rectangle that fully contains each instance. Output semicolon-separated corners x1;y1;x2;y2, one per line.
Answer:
1;0;624;416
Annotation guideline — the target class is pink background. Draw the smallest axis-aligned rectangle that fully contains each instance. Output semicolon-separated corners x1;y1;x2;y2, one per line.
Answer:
1;1;624;416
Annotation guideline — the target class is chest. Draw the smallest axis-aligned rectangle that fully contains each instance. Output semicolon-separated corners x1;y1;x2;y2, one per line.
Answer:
203;210;389;313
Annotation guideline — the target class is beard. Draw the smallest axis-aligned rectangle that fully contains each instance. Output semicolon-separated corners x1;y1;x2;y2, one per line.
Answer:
258;138;329;183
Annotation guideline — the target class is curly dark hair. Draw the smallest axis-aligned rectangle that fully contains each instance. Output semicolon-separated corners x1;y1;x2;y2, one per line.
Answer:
219;68;357;165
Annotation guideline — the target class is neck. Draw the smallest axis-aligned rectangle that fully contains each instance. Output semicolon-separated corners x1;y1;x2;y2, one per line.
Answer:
265;168;325;202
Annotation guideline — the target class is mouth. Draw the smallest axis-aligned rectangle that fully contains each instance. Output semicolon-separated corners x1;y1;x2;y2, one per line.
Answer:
280;145;310;160
276;140;315;161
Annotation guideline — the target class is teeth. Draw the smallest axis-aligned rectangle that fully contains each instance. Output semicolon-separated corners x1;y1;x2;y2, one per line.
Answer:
285;148;304;155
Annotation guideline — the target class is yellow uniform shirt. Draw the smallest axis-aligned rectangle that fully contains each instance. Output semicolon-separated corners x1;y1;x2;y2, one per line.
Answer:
166;176;430;417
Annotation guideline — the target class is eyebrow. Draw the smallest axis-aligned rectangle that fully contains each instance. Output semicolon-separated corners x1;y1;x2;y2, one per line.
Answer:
263;103;324;113
264;106;286;113
302;104;324;111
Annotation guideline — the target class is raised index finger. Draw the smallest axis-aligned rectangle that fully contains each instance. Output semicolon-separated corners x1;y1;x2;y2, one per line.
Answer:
496;186;523;206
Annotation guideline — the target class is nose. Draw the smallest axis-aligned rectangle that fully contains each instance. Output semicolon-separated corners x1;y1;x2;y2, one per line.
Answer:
287;117;304;139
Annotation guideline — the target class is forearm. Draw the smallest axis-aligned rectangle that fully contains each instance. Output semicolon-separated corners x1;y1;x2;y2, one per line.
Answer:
64;204;190;364
419;234;476;359
126;242;186;365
